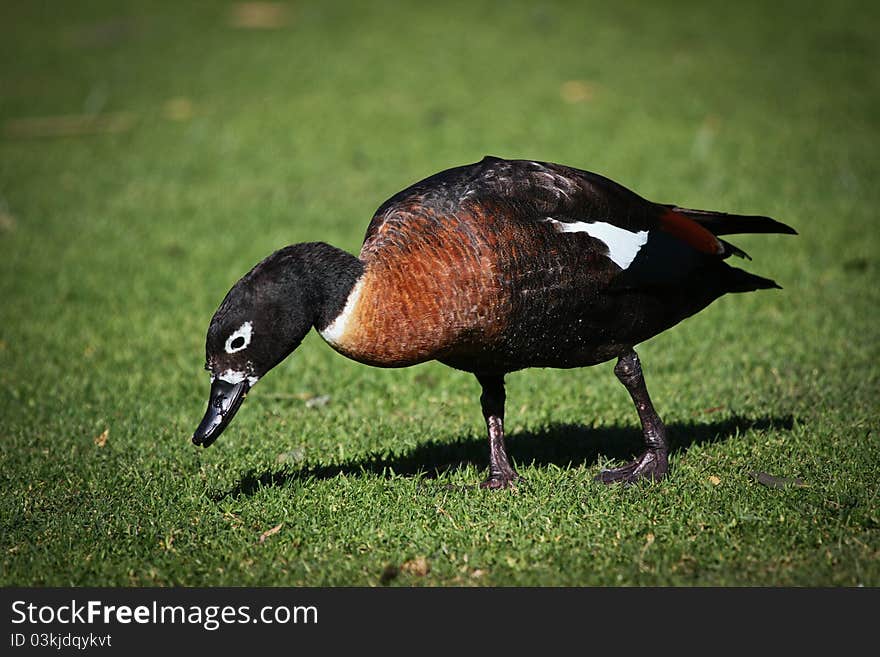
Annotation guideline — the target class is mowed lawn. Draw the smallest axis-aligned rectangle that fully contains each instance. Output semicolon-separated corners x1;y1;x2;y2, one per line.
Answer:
1;0;877;586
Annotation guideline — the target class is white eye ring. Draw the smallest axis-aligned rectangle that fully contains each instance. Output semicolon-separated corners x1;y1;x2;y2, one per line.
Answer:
225;321;253;354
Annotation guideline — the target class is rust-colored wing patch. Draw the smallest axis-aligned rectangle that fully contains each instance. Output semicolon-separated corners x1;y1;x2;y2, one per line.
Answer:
658;209;723;255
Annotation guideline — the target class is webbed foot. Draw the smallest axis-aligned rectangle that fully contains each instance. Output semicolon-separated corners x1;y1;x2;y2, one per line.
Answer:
480;471;523;490
595;449;668;485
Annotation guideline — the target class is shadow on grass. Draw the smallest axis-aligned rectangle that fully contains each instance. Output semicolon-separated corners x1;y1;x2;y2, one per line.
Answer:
213;415;794;499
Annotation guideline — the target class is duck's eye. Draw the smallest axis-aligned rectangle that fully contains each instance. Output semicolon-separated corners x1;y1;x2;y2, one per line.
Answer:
224;321;253;354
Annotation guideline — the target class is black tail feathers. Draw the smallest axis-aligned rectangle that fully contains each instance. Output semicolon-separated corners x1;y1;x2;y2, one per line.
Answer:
668;205;797;236
722;265;782;293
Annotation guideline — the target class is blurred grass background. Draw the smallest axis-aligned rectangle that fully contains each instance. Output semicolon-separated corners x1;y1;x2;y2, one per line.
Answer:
0;0;877;586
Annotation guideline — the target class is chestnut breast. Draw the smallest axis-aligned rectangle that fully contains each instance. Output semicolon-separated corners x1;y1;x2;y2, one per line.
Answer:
319;204;501;366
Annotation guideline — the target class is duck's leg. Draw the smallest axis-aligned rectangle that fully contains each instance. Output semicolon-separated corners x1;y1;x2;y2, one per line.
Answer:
476;374;521;489
596;350;669;484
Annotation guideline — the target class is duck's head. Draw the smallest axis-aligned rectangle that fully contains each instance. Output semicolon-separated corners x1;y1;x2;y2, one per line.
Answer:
191;247;320;447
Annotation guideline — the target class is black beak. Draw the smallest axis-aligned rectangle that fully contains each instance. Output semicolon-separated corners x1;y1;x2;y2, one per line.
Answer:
192;379;250;447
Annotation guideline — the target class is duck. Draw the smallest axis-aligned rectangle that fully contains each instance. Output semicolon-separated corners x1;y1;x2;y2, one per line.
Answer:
191;156;795;487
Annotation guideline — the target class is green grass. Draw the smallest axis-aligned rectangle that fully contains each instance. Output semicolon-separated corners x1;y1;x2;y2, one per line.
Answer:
1;0;878;586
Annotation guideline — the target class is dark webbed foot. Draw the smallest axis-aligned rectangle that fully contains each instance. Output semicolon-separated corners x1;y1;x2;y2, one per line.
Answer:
480;471;523;489
595;448;668;484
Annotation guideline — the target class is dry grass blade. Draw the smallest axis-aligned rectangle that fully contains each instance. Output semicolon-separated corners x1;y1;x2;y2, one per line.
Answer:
162;98;194;122
4;113;136;139
228;3;290;29
400;556;430;576
258;523;283;544
0;211;16;232
305;394;331;408
94;428;109;448
560;80;598;104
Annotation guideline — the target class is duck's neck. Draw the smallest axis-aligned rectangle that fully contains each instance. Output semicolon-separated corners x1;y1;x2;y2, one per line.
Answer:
289;242;365;333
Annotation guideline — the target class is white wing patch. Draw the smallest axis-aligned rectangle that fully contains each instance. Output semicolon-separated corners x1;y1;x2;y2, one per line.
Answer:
319;277;364;347
224;321;253;354
545;217;648;269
